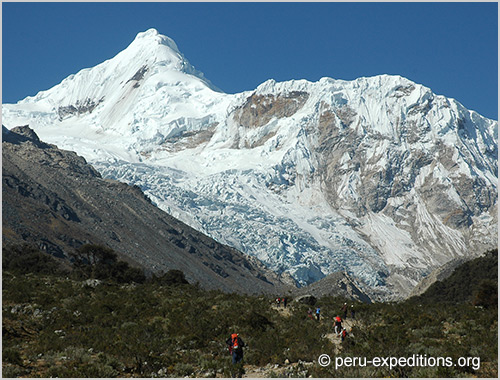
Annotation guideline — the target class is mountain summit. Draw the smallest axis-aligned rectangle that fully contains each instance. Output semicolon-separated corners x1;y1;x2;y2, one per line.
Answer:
124;28;220;90
4;28;226;148
3;29;497;300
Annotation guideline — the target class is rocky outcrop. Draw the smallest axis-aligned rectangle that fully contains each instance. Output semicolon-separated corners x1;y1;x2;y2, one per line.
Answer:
293;272;373;303
292;294;317;306
2;126;291;295
58;98;103;120
233;91;309;129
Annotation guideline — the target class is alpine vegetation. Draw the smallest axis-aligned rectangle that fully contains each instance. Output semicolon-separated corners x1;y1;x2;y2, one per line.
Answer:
2;246;497;377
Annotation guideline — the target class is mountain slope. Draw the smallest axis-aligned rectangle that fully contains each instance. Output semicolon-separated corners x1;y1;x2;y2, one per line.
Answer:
409;249;497;305
2;125;290;295
408;257;470;298
2;29;497;300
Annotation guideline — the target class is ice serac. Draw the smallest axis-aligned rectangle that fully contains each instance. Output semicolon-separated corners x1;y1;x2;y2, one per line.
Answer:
2;30;497;300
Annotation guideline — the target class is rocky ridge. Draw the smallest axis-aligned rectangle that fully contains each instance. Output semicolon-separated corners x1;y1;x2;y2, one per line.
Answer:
408;257;470;298
292;271;373;303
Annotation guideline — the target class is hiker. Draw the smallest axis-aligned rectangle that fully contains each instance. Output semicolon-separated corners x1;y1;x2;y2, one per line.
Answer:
341;302;348;319
334;316;343;335
276;297;281;307
341;327;348;342
350;304;356;319
315;307;321;321
307;308;314;319
226;333;245;365
283;297;288;308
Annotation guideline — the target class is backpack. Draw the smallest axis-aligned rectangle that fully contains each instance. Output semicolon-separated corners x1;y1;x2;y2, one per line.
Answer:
229;334;243;353
232;337;240;350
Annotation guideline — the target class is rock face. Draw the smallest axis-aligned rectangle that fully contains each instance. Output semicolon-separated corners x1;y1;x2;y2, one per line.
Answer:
293;272;373;304
2;29;497;300
2;126;291;295
233;91;310;129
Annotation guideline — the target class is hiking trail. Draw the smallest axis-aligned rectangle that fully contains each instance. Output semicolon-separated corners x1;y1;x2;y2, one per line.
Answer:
270;303;293;317
323;316;359;354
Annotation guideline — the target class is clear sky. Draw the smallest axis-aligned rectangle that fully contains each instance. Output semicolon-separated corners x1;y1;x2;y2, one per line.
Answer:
2;1;498;120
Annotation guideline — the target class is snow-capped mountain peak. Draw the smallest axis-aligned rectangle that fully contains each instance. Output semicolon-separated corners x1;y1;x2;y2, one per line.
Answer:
133;28;180;51
3;30;497;301
120;28;219;90
5;30;231;161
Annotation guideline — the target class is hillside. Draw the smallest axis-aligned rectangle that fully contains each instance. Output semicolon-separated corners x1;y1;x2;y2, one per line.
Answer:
408;256;470;297
2;247;497;378
409;249;498;306
2;125;290;295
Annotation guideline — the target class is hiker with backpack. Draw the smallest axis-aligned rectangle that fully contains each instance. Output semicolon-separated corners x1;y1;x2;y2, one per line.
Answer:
341;302;348;319
307;308;314;319
315;307;321;321
341;327;348;342
226;333;245;365
334;316;343;335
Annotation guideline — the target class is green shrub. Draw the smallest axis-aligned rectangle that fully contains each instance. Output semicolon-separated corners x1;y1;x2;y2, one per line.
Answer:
3;347;23;366
473;279;498;308
150;269;189;286
245;310;273;331
2;244;68;275
173;362;194;377
2;364;26;378
71;244;146;283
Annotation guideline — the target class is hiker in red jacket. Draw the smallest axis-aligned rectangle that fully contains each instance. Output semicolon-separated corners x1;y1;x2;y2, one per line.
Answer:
334;316;343;335
341;327;348;342
226;333;245;364
226;333;245;377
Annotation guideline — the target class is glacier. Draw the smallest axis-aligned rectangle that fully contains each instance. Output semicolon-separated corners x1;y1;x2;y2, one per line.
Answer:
3;28;497;300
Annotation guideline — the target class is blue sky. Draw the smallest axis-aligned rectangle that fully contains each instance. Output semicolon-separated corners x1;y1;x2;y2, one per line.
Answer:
2;2;498;119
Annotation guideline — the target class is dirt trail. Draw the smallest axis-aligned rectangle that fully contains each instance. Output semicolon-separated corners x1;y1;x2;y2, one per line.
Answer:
242;361;314;378
270;303;293;317
238;304;359;376
323;317;358;354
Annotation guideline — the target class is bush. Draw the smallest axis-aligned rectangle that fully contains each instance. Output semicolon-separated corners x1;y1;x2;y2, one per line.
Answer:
150;269;189;286
473;280;498;308
71;244;146;283
245;310;273;331
2;244;68;275
2;347;23;366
